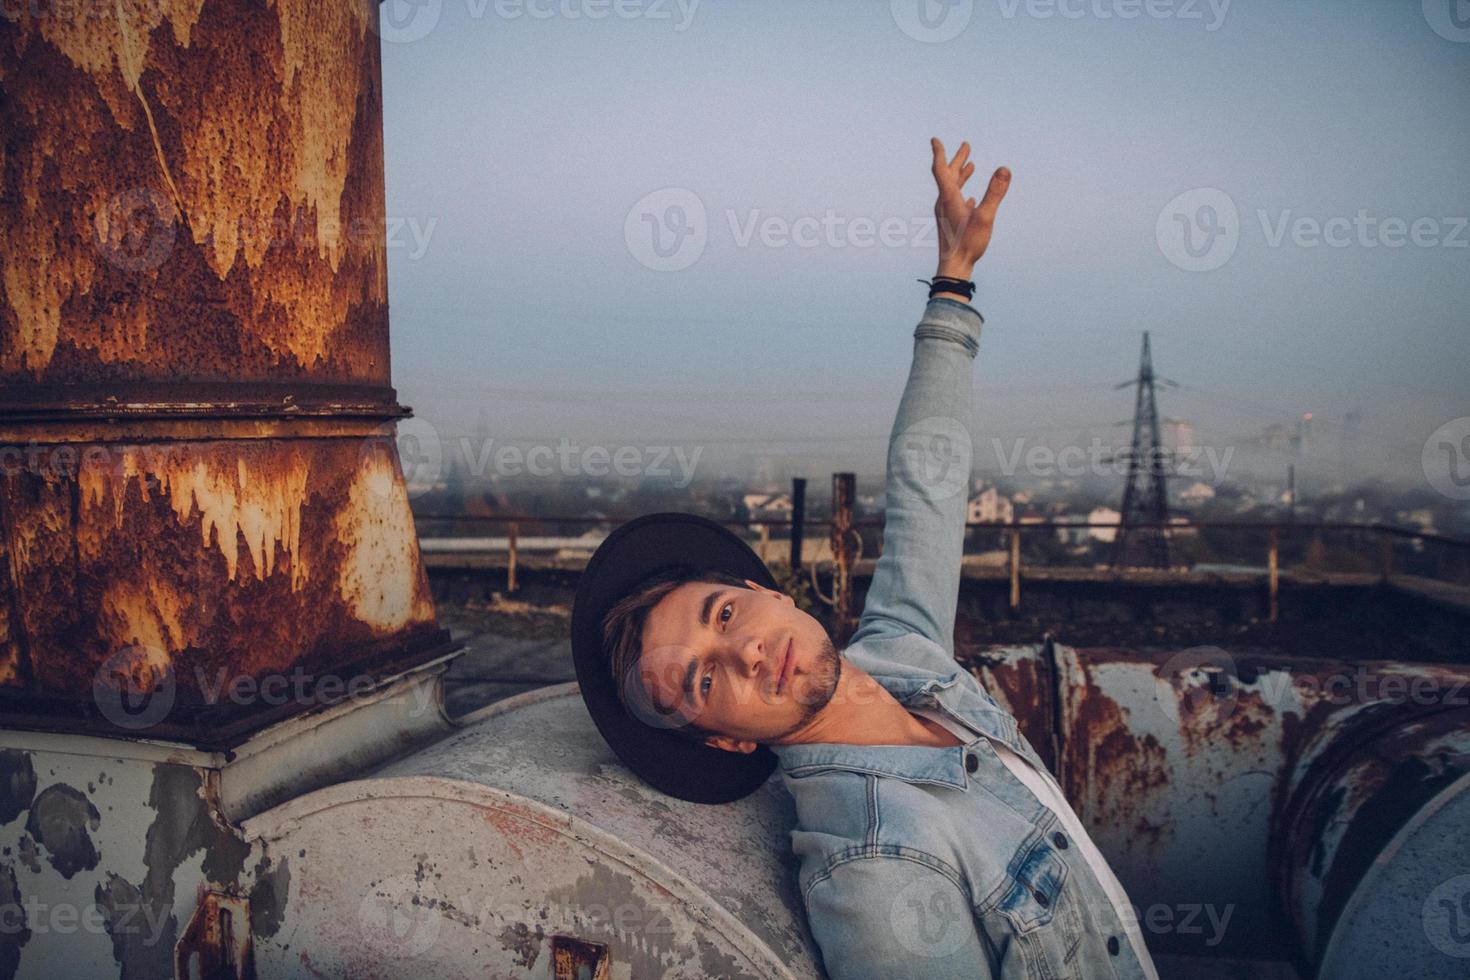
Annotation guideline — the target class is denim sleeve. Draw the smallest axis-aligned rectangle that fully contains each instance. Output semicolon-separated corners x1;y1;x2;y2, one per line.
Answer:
804;853;995;979
849;296;983;657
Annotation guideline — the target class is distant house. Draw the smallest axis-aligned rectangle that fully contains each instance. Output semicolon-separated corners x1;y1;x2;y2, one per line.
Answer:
744;492;794;532
966;486;1014;525
1053;516;1093;547
1088;506;1121;543
743;492;793;514
1179;481;1216;504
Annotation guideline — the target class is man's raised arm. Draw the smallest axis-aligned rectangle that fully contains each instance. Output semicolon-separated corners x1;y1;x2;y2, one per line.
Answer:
849;139;1011;656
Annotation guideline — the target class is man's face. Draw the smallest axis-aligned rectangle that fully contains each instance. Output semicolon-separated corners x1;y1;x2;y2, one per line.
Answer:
631;579;841;752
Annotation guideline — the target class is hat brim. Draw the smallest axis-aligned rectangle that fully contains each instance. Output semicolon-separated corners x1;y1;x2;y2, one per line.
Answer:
571;512;779;804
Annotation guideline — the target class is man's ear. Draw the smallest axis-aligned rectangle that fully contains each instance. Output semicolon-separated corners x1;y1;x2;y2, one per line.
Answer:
703;734;760;754
743;578;793;606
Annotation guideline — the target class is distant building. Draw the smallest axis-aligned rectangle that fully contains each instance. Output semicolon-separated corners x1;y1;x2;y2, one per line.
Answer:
1088;506;1121;543
1179;481;1216;505
744;492;793;514
1054;515;1093;547
967;486;1014;525
1163;418;1197;455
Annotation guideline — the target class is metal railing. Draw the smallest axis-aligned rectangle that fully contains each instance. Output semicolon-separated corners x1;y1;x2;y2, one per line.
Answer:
413;507;1470;643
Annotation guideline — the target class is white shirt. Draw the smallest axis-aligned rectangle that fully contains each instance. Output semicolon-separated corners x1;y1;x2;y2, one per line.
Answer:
909;705;1160;979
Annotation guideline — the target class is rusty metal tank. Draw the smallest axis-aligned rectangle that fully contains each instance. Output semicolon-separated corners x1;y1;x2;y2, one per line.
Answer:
240;683;824;979
1277;703;1470;979
0;0;452;745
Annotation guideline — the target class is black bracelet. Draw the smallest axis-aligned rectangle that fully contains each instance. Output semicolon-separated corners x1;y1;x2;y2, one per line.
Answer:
917;276;976;301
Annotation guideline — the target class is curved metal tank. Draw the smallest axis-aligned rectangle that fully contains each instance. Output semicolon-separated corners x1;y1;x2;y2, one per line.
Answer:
1277;703;1470;979
240;683;824;978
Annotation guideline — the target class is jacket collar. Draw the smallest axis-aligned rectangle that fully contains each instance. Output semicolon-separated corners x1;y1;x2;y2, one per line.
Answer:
768;661;1020;788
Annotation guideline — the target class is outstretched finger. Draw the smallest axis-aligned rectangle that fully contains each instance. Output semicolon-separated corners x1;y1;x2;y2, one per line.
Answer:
950;141;971;173
931;137;947;174
977;166;1012;222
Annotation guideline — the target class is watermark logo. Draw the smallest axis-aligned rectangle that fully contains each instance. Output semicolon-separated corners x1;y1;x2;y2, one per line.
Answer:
1155;645;1238;727
1422;417;1470;501
625;187;707;271
95;187;178;273
93;644;176;731
894;416;972;502
889;871;974;957
375;0;443;43
358;873;443;957
1423;0;1470;43
995;0;1230;31
1156;188;1238;272
1423;874;1470;958
358;417;443;501
988;436;1234;482
1160;189;1466;271
891;0;974;43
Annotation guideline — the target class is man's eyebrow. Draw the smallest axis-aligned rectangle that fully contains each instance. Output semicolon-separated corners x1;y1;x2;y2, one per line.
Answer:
681;657;699;704
698;588;726;629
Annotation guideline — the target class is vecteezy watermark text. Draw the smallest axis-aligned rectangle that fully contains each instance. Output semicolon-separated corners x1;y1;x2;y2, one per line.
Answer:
1157;188;1468;272
624;187;939;272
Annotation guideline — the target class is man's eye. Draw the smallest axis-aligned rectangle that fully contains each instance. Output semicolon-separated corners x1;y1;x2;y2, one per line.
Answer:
700;673;713;696
719;601;733;627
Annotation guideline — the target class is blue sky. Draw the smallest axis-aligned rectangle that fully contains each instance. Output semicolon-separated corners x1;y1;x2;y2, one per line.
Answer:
379;0;1469;489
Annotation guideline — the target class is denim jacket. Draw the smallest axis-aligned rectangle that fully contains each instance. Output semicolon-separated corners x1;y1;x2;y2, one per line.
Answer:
770;297;1153;980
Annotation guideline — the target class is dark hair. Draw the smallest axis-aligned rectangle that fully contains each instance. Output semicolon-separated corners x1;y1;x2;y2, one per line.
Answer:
599;565;753;742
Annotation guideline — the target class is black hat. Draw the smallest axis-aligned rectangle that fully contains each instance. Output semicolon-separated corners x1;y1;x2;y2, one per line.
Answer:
571;512;780;804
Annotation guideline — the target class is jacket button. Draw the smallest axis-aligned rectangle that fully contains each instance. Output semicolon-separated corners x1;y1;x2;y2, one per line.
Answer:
1031;887;1049;907
965;753;979;774
1052;831;1069;849
1107;936;1120;955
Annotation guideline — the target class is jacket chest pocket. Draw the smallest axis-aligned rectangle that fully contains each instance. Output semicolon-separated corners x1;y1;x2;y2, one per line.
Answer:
987;840;1089;980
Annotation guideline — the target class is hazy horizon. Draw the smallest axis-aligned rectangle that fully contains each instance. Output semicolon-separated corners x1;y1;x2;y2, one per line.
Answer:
378;0;1469;495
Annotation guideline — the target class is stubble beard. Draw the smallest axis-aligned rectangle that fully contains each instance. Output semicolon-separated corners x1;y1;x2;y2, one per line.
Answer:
771;633;843;741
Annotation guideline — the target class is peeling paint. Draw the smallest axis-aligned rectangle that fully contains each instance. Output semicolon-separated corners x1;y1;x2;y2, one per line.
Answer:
0;862;29;978
23;784;100;879
247;853;290;939
0;753;36;826
496;920;545;969
95;872;174;980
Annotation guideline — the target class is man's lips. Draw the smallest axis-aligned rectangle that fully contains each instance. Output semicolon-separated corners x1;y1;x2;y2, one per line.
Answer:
775;637;794;694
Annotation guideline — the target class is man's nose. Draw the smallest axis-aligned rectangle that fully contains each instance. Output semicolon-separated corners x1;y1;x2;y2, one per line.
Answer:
728;634;763;674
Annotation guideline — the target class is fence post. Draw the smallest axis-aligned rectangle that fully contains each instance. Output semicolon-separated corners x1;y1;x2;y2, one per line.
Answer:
1009;520;1021;610
831;472;855;646
758;523;770;562
790;477;806;570
1267;526;1278;623
507;521;518;595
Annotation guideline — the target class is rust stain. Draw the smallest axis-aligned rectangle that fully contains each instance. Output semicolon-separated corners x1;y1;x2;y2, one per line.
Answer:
0;0;387;383
3;437;440;719
1062;660;1170;845
78;442;312;587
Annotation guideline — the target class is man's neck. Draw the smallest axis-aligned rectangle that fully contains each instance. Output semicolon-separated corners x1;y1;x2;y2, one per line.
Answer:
768;658;964;748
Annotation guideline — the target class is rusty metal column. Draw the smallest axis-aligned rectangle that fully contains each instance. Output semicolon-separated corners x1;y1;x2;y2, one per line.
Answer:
0;0;453;746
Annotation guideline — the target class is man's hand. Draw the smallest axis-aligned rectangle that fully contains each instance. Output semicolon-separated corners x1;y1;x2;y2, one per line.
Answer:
931;137;1011;283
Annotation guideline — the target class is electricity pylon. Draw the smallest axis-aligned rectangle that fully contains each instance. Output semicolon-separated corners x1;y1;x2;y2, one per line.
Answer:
1106;332;1178;570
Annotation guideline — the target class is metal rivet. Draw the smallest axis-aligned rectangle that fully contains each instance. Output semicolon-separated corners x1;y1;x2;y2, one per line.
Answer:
1032;887;1049;907
1108;936;1120;956
1052;831;1068;849
965;753;979;774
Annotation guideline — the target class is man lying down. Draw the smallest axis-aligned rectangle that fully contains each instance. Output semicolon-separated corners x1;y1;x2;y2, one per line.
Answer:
570;138;1160;980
